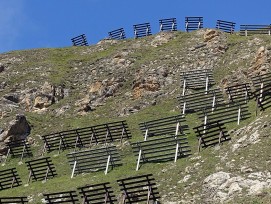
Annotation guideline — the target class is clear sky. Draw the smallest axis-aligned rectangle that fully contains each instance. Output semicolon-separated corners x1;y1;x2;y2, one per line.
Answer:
1;0;271;53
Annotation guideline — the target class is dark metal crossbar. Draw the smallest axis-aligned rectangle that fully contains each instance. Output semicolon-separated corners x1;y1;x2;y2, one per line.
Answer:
185;17;203;32
25;157;57;183
216;20;236;33
0;168;22;191
178;88;224;114
0;197;28;204
251;73;271;89
251;74;271;114
133;23;152;38
71;34;88;46
117;174;160;203
159;18;177;32
5;139;32;162
43;191;79;204
138;114;188;141
42;121;131;153
180;69;215;93
225;83;251;104
240;25;271;36
108;28;126;40
254;84;271;114
198;103;250;125
193;121;230;152
78;182;116;204
132;135;190;170
67;145;121;177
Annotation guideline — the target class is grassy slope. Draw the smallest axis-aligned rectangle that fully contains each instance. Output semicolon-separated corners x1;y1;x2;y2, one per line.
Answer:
0;32;271;203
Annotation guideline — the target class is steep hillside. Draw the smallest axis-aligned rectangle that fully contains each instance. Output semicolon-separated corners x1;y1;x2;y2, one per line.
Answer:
0;29;271;203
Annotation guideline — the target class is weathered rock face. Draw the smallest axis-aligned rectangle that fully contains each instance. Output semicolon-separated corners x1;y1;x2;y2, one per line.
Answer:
220;46;271;88
0;114;31;154
75;77;125;114
0;64;4;72
131;68;169;99
0;114;31;142
220;69;248;88
151;32;176;47
18;81;67;112
132;76;160;99
3;93;20;103
231;115;270;152
89;81;103;94
75;95;93;115
33;81;66;110
202;171;271;203
249;46;271;75
204;29;221;42
0;81;6;90
203;29;228;54
34;94;54;109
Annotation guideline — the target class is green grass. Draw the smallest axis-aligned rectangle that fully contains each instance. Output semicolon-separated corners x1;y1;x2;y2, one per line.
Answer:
1;92;263;203
1;30;271;203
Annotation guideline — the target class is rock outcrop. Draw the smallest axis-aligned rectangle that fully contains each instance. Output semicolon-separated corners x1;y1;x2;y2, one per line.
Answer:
33;81;66;110
231;115;271;152
0;114;31;155
203;171;271;203
0;64;4;72
151;32;176;47
249;46;271;75
75;77;125;114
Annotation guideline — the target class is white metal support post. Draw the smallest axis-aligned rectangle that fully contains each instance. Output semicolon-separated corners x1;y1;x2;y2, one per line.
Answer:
198;137;202;152
144;129;149;141
105;155;111;175
245;89;248;103
41;143;46;156
136;148;142;171
147;186;151;204
44;166;50;182
218;131;222;145
174;141;179;163
134;30;137;39
205;73;209;94
182;77;186;96
90;132;95;146
185;21;188;32
120;127;125;143
260;82;264;102
175;122;180;136
212;93;216;112
20;143;26;162
27;170;32;184
203;113;208;134
11;176;15;188
105;128;109;143
146;27;149;36
104;191;109;203
4;148;10;163
71;161;77;178
237;105;241;125
74;135;80;151
182;100;186;115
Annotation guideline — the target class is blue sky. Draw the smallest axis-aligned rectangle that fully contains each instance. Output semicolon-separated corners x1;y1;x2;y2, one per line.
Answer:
1;0;271;53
